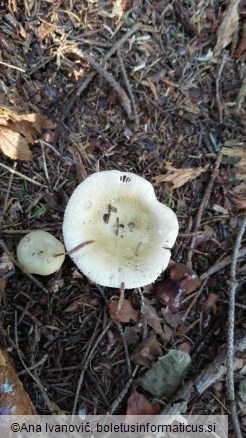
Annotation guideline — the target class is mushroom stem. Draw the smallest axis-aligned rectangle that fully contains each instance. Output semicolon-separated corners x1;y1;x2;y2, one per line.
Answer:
118;282;125;313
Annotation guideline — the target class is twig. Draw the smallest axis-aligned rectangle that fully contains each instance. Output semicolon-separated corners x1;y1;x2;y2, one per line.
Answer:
0;239;49;294
76;22;141;97
55;22;141;140
117;48;139;130
216;55;226;124
107;365;139;414
67;48;133;120
0;162;46;187
173;0;197;37
2;161;17;220
0;60;26;72
117;323;131;377
227;216;246;438
187;152;222;268
14;311;57;414
201;245;246;280
181;277;209;322
72;321;111;417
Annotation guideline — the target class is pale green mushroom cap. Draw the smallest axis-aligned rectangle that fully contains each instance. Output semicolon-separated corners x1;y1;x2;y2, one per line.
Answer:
63;170;179;289
17;230;65;275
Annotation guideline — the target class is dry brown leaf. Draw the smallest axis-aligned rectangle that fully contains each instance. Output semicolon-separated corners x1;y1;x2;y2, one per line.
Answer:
201;293;218;313
130;336;162;368
126;386;159;423
11;113;55;132
234;20;246;57
108;299;140;323
213;0;240;57
0;349;36;414
154;162;209;189
0;109;56;161
230;191;246;211
36;22;54;41
0;126;33;161
155;263;201;313
222;143;246;180
141;299;164;336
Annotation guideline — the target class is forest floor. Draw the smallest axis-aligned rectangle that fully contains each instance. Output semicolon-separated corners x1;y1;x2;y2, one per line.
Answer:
0;1;246;436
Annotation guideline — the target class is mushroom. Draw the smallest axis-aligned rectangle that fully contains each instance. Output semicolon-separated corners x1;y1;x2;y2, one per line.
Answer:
63;170;179;289
17;230;65;275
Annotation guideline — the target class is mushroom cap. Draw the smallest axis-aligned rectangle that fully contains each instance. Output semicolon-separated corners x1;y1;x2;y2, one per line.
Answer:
17;230;65;275
63;170;179;288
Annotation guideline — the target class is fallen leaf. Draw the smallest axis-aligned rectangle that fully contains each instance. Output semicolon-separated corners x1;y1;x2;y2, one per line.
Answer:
0;126;33;161
108;299;140;323
130;336;162;368
138;349;191;400
201;293;218;313
173;0;197;37
36;22;54;41
169;263;201;295
0;108;55;161
222;142;246;182
106;329;118;351
154;162;209;189
213;0;240;57
234;20;246;57
126;386;159;424
124;327;139;346
195;225;216;246
155;263;201;312
230;192;246;211
141;299;164;336
178;342;192;354
0;349;36;414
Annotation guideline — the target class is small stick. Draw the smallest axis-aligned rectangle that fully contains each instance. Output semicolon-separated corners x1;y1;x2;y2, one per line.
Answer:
216;54;226;124
200;245;246;280
107;365;139;414
76;22;141;97
72;321;111;418
117;322;131;377
117;48;139;129
135;241;142;256
68;240;95;255
14;311;57;414
187;152;222;269
55;23;141;141
67;48;132;120
0;162;46;187
227;216;246;438
2;161;17;220
181;277;209;322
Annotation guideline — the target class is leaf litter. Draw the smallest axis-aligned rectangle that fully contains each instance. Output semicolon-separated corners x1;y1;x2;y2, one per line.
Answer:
0;0;245;429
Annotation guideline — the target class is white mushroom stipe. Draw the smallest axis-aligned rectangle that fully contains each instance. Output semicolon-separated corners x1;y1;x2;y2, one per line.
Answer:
17;230;65;275
63;170;179;289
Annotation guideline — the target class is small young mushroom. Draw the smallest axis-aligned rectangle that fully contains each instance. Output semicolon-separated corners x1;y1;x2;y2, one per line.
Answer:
63;170;179;289
17;230;65;275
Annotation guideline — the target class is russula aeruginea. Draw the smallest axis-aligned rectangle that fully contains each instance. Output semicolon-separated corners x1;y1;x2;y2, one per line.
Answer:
17;230;65;275
63;170;179;288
